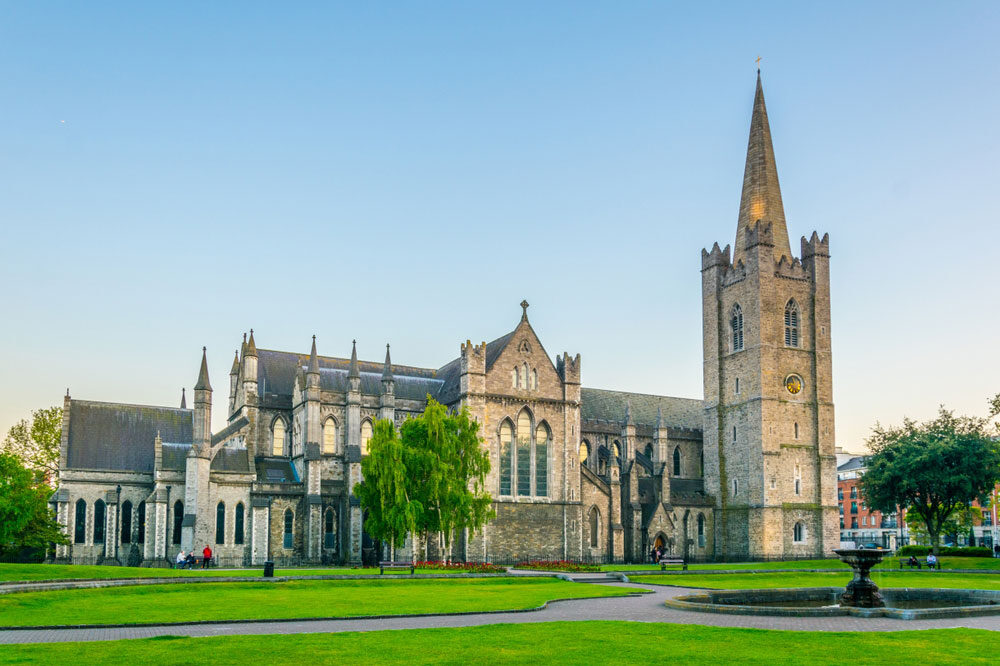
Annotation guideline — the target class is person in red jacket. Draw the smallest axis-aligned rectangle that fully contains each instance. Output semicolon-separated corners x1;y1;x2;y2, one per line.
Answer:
202;545;212;569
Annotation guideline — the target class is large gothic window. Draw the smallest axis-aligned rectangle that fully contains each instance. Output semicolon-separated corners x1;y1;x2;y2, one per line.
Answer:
93;499;106;543
673;447;682;477
516;410;532;496
272;419;286;456
172;500;183;545
234;502;245;545
360;420;373;455
499;420;513;495
74;499;86;544
324;508;336;549
216;502;226;545
323;418;337;454
120;500;133;544
579;440;590;465
731;304;744;352
534;422;549;497
283;508;294;548
697;514;706;547
784;299;799;347
589;506;600;548
137;501;146;544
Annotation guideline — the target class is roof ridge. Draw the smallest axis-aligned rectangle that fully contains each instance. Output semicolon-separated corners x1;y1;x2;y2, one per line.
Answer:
582;387;702;402
71;398;194;413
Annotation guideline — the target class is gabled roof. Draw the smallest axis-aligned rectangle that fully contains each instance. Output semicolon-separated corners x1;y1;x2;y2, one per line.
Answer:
837;456;867;472
581;388;702;430
66;400;192;472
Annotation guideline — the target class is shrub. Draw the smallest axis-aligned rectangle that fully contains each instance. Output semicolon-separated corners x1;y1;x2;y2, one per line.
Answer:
514;560;601;573
415;561;507;573
896;545;992;557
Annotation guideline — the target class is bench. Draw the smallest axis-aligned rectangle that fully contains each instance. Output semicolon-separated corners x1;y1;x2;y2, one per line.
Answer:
659;557;687;571
926;559;942;570
380;560;415;575
898;558;921;569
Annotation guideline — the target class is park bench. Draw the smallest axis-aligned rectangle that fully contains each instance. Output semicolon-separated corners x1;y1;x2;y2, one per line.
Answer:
925;559;942;570
380;560;415;575
659;557;687;571
898;558;921;569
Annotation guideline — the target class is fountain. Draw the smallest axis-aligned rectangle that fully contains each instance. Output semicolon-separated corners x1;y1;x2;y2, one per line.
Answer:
833;548;885;608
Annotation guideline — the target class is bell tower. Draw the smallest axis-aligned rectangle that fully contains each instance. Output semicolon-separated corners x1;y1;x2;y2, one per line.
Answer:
701;71;839;560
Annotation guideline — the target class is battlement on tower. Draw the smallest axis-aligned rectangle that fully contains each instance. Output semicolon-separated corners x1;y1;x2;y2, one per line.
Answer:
801;231;831;260
744;220;775;249
701;242;731;271
775;254;808;280
460;339;486;375
557;352;581;384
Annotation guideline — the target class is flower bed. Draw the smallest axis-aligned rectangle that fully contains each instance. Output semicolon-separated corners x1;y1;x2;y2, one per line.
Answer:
515;560;601;573
415;561;507;574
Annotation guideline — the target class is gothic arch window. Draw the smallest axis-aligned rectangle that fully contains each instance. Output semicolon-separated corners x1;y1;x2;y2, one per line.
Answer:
120;500;133;544
137;501;146;544
589;506;600;548
516;409;532;496
793;522;805;543
324;508;336;549
579;440;590;465
360;419;373;455
673;446;682;477
216;502;226;545
731;304;744;352
697;513;706;547
93;499;106;543
498;419;514;496
283;508;294;549
794;422;800;440
534;421;549;497
784;299;800;348
234;503;245;545
521;363;528;390
271;418;286;456
613;441;621;465
644;443;653;459
323;417;338;454
74;499;86;544
172;500;183;545
530;369;538;390
511;367;519;389
794;465;802;496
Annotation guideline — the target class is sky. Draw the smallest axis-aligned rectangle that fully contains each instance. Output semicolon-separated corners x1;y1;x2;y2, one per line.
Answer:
2;2;998;452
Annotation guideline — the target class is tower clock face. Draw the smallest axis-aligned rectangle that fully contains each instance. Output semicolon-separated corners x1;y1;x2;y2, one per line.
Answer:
785;374;803;395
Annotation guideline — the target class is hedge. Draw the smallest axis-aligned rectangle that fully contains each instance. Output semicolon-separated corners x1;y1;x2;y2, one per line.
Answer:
895;545;992;557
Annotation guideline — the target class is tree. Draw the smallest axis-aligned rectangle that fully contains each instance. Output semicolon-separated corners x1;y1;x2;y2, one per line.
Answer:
861;407;1000;555
0;453;69;556
1;407;62;480
354;398;494;562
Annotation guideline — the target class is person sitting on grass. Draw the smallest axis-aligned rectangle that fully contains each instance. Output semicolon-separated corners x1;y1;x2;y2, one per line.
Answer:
202;545;212;569
176;550;187;569
926;552;938;568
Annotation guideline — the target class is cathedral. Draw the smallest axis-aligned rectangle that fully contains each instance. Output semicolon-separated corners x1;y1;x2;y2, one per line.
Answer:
52;73;839;566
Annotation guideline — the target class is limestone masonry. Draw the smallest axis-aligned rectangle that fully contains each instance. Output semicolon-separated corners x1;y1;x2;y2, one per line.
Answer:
52;73;838;565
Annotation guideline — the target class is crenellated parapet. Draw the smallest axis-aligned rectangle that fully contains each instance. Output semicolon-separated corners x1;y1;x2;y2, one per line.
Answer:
744;219;775;250
556;352;581;385
775;254;808;280
801;231;831;261
701;242;731;271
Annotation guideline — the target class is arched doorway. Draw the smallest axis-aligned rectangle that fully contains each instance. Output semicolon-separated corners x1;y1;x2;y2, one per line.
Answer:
361;510;382;566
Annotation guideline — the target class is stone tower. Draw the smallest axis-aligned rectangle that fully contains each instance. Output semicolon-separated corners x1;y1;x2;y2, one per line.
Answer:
701;72;839;560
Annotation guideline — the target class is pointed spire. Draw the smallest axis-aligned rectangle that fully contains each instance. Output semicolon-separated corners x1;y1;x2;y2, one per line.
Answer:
308;335;320;375
230;350;240;375
382;343;393;381
348;340;360;379
241;333;247;357
246;329;257;357
180;388;187;409
733;71;791;265
194;347;212;391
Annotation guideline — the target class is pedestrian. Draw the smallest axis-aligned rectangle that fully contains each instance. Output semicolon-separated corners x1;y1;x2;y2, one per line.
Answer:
994;543;1000;558
202;544;212;569
176;550;187;569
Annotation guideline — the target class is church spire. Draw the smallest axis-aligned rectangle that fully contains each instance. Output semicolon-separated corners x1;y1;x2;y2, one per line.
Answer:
180;388;187;409
194;347;212;392
348;340;360;379
308;335;320;375
382;343;393;381
733;71;791;265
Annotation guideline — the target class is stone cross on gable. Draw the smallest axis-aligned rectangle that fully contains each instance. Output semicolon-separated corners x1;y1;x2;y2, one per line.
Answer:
520;300;529;319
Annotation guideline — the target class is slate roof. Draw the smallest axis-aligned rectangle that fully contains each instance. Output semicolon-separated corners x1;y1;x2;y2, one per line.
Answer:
256;348;443;405
255;458;299;484
837;456;867;472
160;442;252;473
66;400;192;472
580;388;703;430
669;478;713;506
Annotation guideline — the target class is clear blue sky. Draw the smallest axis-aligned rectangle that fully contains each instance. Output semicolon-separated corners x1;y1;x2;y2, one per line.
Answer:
2;2;998;450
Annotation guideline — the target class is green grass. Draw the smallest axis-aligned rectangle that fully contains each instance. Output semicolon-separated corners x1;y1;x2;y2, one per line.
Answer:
0;577;632;627
631;570;1000;590
602;557;1000;572
0;563;500;582
3;622;1000;665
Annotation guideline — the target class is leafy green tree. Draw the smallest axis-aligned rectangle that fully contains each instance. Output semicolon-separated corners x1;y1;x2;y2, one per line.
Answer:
355;398;494;562
0;453;68;555
2;407;62;479
861;408;1000;555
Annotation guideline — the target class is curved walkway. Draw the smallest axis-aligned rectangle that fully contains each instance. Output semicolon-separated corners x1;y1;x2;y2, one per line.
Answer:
4;578;1000;644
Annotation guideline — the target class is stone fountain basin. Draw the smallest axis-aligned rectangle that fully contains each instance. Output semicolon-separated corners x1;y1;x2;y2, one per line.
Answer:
666;587;1000;620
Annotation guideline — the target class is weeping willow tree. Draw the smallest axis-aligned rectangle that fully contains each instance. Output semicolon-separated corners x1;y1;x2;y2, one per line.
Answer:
354;398;494;562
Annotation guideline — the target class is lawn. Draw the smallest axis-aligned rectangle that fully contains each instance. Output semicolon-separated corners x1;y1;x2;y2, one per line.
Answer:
0;563;499;583
603;557;1000;572
631;571;1000;590
0;577;632;627
3;622;1000;665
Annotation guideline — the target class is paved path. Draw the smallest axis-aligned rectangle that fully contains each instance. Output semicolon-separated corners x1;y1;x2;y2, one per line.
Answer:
4;579;1000;644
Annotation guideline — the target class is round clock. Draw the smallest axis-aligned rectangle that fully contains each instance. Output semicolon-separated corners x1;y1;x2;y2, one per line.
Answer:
785;374;803;395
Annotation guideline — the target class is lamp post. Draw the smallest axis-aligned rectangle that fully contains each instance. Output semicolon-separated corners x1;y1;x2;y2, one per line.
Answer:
115;485;122;565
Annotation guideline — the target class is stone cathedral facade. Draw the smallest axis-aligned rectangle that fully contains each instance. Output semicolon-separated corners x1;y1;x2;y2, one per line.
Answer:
52;73;839;566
